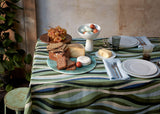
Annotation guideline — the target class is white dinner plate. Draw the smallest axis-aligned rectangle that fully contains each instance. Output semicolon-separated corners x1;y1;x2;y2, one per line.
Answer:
128;65;160;79
108;36;139;48
95;51;116;60
122;59;158;77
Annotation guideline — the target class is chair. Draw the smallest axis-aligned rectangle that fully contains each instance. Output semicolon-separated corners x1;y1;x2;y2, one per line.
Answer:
4;87;29;114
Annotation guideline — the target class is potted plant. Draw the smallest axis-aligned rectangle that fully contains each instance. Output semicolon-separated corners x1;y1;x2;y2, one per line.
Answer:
0;0;32;91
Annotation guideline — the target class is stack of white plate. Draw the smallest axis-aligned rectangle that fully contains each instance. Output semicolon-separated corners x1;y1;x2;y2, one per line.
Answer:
108;36;139;48
121;59;160;78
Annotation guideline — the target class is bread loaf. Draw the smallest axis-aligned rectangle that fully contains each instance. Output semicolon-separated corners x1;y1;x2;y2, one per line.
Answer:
56;55;67;70
68;44;85;58
49;48;70;61
47;42;64;50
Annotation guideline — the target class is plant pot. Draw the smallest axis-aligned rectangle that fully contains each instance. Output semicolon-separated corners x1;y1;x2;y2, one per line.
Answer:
11;68;25;79
11;68;26;86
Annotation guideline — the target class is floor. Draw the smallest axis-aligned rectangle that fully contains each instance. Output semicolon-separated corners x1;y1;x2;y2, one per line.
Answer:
0;79;29;114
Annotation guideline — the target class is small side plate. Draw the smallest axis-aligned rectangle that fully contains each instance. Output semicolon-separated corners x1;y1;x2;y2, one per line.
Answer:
95;51;116;60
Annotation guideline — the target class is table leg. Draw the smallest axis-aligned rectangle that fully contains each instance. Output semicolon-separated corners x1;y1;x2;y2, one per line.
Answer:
16;110;21;114
4;104;6;114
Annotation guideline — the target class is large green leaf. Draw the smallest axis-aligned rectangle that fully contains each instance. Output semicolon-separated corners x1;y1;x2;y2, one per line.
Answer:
0;15;5;21
13;54;24;68
0;83;4;88
6;49;17;54
24;54;32;64
25;72;31;81
6;12;15;18
14;61;20;68
8;18;14;26
3;60;14;71
15;61;24;68
13;54;22;62
3;39;13;48
15;33;23;42
5;84;13;92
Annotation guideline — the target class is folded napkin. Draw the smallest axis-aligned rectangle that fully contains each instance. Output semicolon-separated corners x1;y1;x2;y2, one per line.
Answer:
103;58;130;80
137;36;154;48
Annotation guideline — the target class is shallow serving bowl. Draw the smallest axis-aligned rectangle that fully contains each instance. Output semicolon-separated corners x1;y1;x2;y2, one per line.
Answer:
77;23;101;51
77;23;101;40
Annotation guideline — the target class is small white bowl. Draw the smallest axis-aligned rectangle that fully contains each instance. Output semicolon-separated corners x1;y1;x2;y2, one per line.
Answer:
77;23;101;40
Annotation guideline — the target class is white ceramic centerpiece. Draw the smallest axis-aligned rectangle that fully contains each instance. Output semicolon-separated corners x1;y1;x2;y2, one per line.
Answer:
77;23;101;51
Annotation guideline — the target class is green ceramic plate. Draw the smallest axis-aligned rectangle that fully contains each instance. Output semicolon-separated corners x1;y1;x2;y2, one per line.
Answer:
47;56;96;74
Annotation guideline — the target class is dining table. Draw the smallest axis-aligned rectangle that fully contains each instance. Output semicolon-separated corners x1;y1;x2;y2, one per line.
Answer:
24;37;160;114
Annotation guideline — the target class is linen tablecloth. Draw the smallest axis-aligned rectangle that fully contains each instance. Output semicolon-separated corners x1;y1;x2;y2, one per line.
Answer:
24;37;160;114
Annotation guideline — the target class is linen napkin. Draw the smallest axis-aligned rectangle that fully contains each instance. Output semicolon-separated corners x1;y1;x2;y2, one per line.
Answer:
103;58;130;80
137;36;154;48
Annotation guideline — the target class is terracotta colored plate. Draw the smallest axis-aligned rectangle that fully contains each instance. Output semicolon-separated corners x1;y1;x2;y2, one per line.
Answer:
40;33;72;44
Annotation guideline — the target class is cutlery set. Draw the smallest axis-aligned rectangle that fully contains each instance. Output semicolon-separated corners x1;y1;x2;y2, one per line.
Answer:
102;58;130;80
101;36;153;80
136;37;146;46
111;62;122;79
103;39;109;47
103;39;113;50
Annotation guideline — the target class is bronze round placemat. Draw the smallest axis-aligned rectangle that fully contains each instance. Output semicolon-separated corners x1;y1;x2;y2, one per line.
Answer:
40;33;72;44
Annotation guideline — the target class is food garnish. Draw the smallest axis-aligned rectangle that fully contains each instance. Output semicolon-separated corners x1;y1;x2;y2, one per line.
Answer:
48;26;67;43
80;24;99;35
76;61;82;68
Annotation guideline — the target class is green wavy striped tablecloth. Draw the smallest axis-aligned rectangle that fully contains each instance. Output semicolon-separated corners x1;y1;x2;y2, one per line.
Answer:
24;37;160;114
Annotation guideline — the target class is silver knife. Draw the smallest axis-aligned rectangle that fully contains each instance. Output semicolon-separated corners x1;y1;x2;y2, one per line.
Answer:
112;63;120;79
114;62;122;78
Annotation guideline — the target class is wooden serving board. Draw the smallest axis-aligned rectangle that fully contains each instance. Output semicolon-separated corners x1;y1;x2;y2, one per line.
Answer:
40;33;72;44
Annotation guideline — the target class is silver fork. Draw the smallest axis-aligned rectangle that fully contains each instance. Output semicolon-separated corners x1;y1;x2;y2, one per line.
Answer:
103;39;112;49
112;62;122;79
111;63;119;79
